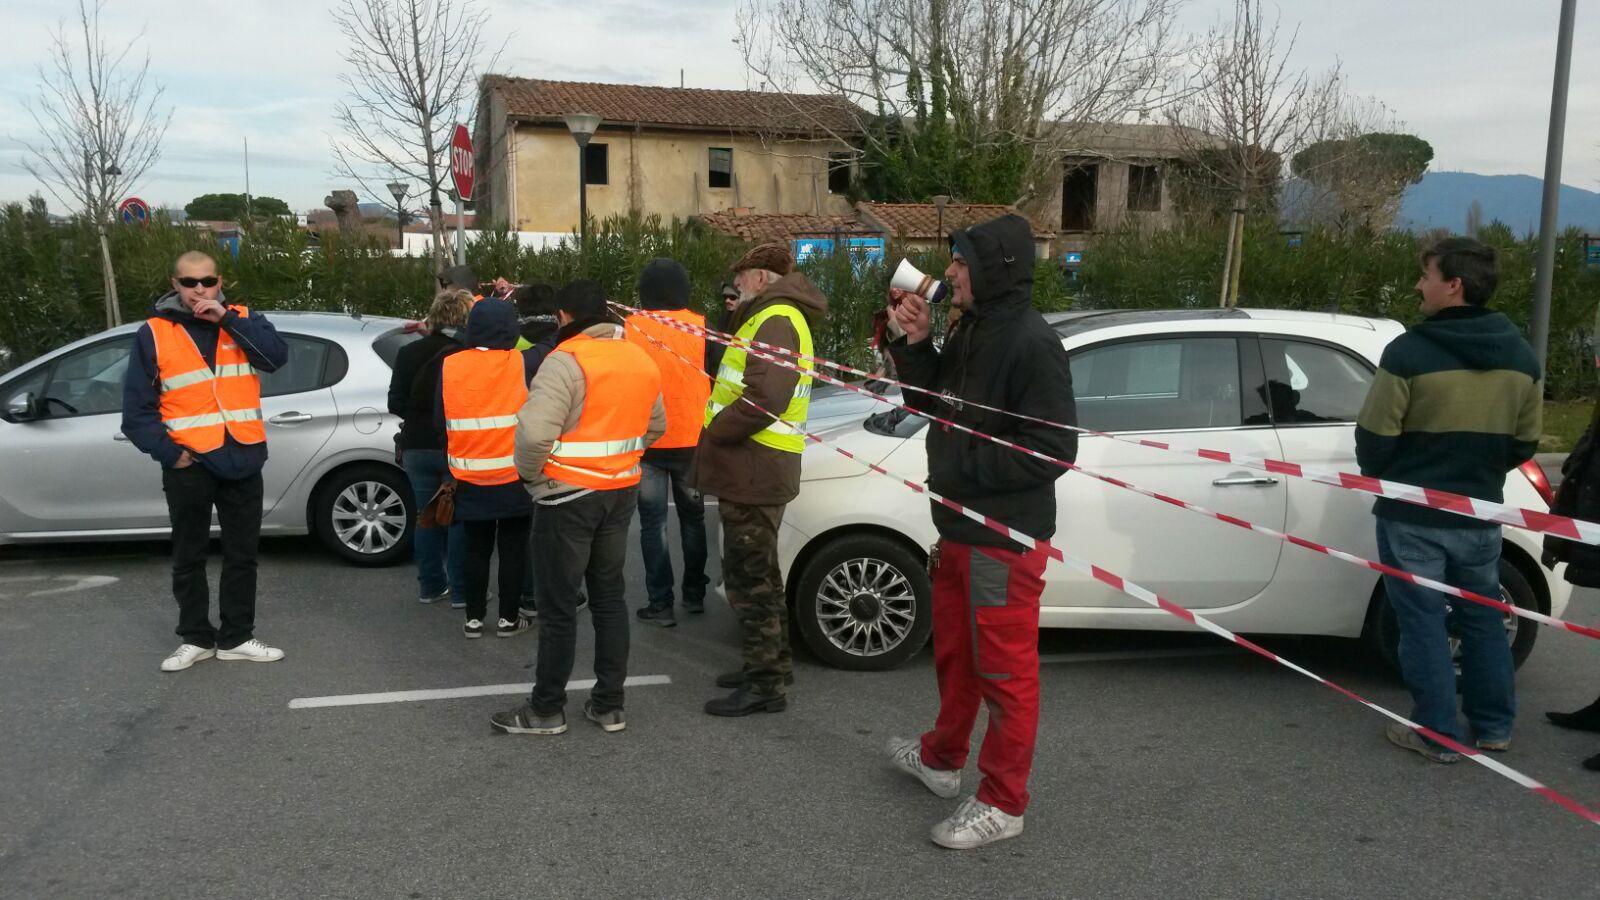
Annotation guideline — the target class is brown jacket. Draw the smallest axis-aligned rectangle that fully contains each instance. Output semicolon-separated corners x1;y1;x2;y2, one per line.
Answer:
515;320;667;501
691;272;828;506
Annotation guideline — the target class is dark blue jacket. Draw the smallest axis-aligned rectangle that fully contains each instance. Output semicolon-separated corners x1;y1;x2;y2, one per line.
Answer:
431;298;554;521
121;293;289;480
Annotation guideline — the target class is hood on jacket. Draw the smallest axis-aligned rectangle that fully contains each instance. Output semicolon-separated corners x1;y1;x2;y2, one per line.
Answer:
735;271;829;330
464;297;520;349
152;290;230;323
949;214;1034;318
1411;305;1537;373
638;258;691;311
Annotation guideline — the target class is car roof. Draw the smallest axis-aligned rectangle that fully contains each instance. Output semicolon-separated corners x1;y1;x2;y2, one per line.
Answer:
1045;308;1388;338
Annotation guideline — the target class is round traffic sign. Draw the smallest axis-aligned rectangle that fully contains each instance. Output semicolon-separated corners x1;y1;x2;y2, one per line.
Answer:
118;196;150;226
450;124;474;201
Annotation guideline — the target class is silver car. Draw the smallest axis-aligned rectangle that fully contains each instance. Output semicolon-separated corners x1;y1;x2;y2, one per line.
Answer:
0;312;423;566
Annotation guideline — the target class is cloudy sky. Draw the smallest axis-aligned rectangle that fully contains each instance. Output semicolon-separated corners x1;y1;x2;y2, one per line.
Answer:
0;0;1595;214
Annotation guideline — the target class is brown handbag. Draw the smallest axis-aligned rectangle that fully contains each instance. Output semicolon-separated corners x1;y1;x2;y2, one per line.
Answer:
418;478;456;528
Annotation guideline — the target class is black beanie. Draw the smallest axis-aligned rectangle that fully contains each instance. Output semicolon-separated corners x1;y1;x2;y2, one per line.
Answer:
556;279;608;320
638;258;690;311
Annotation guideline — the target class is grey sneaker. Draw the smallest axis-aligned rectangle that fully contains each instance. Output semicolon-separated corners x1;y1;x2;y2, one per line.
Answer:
930;797;1024;850
496;616;532;638
583;699;626;733
1475;737;1511;752
887;737;960;799
490;703;567;735
420;587;450;604
1386;722;1460;763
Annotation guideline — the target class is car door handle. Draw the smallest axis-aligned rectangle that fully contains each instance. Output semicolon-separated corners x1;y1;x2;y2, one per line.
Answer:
269;412;313;425
113;432;130;442
1212;475;1279;487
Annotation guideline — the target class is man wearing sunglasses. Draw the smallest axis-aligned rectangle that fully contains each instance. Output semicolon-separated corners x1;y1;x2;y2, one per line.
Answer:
122;251;289;672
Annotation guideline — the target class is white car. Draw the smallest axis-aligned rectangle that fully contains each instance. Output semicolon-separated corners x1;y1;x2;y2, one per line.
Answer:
779;308;1570;671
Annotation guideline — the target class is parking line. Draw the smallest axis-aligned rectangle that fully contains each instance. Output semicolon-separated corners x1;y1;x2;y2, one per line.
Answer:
288;674;673;709
1039;648;1240;665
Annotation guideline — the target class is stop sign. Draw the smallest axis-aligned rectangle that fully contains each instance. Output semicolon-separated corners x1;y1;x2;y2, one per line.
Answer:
449;124;474;201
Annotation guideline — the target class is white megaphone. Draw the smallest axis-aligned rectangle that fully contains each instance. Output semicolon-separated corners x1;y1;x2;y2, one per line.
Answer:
890;258;949;304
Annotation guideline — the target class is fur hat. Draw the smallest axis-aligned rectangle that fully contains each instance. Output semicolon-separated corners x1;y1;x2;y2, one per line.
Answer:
729;242;793;276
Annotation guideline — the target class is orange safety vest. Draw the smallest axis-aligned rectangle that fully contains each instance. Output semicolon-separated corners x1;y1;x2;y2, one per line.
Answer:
624;310;709;450
150;308;265;453
543;333;662;490
442;348;528;486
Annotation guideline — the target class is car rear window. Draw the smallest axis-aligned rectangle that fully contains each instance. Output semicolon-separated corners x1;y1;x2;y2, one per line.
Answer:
372;329;421;369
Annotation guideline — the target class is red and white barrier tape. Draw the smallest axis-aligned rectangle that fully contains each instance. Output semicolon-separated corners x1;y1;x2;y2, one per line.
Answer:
616;303;1600;547
622;318;1600;827
615;302;1599;640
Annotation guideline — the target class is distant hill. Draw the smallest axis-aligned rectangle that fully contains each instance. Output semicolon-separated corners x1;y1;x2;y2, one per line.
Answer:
1398;171;1600;234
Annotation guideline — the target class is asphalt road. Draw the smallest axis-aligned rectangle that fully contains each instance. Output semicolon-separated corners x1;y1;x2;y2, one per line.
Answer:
2;524;1598;899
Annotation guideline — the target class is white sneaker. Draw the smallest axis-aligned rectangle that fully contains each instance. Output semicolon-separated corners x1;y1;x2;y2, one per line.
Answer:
160;643;215;672
887;736;961;798
930;798;1024;850
215;639;284;663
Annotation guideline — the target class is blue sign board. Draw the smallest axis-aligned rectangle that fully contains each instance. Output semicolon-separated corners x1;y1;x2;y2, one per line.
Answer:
1062;251;1084;267
845;237;886;266
792;238;834;264
1586;237;1600;271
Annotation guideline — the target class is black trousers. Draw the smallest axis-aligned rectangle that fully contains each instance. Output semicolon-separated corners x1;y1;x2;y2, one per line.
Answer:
462;515;532;623
531;488;637;716
161;465;264;650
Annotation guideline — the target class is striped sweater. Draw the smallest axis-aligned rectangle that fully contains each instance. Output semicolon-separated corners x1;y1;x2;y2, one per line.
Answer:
1354;305;1542;529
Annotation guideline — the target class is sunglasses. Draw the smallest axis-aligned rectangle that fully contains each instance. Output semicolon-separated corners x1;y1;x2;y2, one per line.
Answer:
176;276;220;288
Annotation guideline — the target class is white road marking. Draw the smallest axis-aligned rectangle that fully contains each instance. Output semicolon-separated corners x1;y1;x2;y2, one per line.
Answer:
289;674;673;709
1039;648;1239;665
0;574;120;598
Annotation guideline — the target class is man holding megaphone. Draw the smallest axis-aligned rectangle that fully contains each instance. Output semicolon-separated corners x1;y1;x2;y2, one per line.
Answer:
882;213;1078;850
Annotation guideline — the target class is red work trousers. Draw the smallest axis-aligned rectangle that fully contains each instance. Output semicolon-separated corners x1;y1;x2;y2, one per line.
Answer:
919;539;1045;817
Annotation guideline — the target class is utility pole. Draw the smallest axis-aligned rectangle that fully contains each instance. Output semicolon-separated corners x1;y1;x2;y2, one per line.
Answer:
244;136;252;222
1529;0;1578;375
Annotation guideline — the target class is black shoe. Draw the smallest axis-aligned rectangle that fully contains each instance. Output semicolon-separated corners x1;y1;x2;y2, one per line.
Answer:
714;669;794;689
704;687;788;717
1546;700;1600;734
682;597;706;614
583;699;626;733
1584;751;1600;772
637;605;677;627
496;616;532;638
489;703;567;735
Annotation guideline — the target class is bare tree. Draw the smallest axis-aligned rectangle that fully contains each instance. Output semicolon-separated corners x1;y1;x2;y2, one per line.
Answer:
329;0;497;270
737;0;1185;207
1164;0;1346;306
19;0;170;224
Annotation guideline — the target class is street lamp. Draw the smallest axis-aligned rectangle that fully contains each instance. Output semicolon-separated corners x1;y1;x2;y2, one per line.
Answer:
85;150;123;328
931;194;951;260
387;180;409;250
564;112;602;255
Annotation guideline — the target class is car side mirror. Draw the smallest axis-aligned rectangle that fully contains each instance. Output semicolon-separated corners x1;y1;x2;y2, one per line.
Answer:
4;391;39;422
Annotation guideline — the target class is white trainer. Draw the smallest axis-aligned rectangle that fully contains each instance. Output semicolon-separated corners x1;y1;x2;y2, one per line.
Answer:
215;639;284;663
930;797;1024;850
887;736;961;799
160;643;215;672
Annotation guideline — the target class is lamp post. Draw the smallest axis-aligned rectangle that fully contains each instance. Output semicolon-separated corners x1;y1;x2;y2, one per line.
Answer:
563;113;602;257
386;180;409;251
85;150;123;328
931;195;951;261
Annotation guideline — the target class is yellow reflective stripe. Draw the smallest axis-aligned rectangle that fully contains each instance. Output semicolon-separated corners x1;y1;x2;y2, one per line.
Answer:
546;460;642;481
161;368;214;391
448;454;516;471
165;412;227;430
549;436;646;458
221;408;262;423
446;415;518;431
215;363;256;378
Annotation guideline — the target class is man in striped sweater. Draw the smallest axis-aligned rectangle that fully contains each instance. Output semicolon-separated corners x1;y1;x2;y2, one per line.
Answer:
1355;237;1542;763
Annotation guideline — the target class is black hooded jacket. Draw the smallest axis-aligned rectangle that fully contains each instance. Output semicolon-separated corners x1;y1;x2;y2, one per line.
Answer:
888;214;1078;549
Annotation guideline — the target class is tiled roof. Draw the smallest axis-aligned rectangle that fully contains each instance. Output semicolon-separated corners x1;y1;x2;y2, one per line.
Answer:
695;210;881;244
483;76;862;136
857;202;1054;239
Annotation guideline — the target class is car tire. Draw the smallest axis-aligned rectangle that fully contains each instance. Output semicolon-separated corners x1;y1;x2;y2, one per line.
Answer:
312;463;414;567
793;533;932;671
1366;556;1539;675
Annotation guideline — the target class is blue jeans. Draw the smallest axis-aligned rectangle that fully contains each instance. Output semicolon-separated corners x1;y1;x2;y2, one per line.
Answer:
402;449;466;599
637;456;708;609
1376;518;1515;745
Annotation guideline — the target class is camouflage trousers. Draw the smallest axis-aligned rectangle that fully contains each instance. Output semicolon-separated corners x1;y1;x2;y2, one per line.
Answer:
718;500;791;696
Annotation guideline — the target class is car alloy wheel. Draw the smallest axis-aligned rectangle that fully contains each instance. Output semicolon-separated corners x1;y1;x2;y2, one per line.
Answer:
330;479;407;556
815;556;919;658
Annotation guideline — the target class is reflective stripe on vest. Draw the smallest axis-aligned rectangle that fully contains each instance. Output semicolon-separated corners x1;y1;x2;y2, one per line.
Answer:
624;310;709;450
149;308;265;454
703;303;813;453
542;332;662;491
442;348;527;486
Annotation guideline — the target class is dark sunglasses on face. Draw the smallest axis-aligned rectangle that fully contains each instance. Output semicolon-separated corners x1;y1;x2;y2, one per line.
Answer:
176;276;219;288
